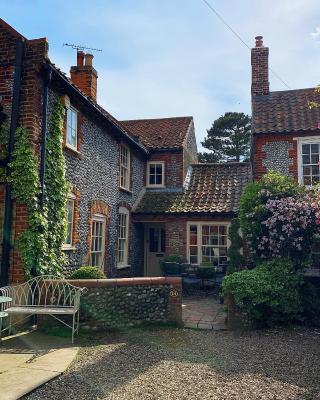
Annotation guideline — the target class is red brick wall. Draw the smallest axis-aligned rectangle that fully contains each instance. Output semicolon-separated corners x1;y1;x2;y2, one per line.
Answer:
252;131;320;181
251;37;269;96
0;20;48;283
148;151;184;188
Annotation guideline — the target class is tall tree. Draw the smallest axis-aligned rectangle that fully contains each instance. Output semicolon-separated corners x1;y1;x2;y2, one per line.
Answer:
199;112;251;163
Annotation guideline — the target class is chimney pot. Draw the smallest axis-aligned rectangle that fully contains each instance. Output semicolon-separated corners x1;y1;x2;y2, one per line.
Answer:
77;51;85;67
255;36;263;47
85;53;94;66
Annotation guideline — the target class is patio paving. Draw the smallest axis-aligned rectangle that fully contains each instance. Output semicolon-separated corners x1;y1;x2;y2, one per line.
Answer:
182;296;227;330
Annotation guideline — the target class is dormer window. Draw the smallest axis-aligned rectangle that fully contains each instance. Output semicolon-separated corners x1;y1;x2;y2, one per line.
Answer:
66;107;78;150
147;162;165;187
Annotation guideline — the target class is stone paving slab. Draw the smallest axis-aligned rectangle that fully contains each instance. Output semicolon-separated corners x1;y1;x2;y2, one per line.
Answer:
182;296;227;330
0;332;79;400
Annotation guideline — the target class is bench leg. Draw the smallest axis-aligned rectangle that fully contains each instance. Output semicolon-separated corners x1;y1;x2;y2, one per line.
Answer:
0;318;2;343
72;313;75;344
77;310;80;335
9;314;12;336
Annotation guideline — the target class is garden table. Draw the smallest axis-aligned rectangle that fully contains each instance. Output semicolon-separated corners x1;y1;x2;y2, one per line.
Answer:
0;296;12;342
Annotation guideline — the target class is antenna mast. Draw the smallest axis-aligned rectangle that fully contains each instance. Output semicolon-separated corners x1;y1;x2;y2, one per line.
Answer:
63;43;102;53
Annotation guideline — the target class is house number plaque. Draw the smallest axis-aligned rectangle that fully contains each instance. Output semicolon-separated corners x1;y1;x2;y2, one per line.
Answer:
169;289;179;298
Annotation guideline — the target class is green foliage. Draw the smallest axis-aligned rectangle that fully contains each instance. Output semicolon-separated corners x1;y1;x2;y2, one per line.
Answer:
197;152;220;163
44;99;69;272
7;99;68;278
227;218;245;273
8;126;47;277
222;259;303;326
70;266;106;279
197;264;216;279
201;112;251;163
239;171;303;262
161;255;183;263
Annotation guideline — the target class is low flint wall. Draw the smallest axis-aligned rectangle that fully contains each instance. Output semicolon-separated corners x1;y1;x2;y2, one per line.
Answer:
69;277;182;328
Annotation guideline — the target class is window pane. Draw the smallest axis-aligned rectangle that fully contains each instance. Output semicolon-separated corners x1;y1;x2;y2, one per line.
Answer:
311;154;319;164
156;174;162;185
304;176;311;185
302;144;310;154
312;165;319;175
311;144;319;154
303;155;310;164
303;166;311;175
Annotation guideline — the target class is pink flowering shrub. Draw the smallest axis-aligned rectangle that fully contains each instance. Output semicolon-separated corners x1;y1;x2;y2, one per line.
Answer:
240;171;320;265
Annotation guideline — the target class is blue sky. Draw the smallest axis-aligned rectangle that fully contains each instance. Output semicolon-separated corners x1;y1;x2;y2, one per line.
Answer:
1;0;320;149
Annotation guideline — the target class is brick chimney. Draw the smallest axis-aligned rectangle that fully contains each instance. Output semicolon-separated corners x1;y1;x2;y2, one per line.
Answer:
251;36;269;96
70;51;98;100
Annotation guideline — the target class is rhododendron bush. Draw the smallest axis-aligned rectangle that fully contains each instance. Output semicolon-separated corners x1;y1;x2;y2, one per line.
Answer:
239;171;320;265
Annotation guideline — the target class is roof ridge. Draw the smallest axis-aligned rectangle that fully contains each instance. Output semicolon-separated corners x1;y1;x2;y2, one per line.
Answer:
120;116;193;123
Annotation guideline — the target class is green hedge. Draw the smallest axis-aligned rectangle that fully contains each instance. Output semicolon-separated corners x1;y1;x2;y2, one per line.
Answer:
222;259;303;326
70;266;106;279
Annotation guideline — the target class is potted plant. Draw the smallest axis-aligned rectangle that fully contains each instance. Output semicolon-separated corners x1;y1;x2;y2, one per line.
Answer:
196;262;216;279
160;255;183;276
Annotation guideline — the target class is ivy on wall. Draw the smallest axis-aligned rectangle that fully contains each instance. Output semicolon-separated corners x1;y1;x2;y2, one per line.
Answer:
44;98;69;273
4;98;69;278
8;126;48;278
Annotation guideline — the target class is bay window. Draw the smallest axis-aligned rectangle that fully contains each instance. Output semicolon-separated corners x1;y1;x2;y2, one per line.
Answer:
188;223;229;267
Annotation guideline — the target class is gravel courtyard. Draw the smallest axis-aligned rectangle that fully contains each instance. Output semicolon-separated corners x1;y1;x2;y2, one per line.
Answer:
24;327;320;400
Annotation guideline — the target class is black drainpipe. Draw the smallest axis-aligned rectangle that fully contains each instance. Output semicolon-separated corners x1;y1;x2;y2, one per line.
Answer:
39;63;52;210
0;39;24;286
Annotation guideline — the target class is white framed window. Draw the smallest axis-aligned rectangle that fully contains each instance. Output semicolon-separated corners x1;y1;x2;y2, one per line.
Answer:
117;207;129;267
66;107;78;150
147;161;165;187
297;137;320;186
90;214;106;268
63;193;76;249
119;144;130;191
187;222;230;267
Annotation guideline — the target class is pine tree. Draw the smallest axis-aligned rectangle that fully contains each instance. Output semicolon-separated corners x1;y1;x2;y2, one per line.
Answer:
199;112;251;163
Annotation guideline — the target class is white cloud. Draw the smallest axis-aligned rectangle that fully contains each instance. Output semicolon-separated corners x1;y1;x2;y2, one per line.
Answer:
311;27;320;38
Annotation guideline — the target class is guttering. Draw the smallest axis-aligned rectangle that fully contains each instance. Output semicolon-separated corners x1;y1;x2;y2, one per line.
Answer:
0;39;24;286
39;63;52;209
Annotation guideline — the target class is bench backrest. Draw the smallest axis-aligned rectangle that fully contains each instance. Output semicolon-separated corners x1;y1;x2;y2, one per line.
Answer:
0;275;84;309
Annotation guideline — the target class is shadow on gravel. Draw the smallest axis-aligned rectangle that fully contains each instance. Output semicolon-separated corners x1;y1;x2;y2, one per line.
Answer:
22;327;320;400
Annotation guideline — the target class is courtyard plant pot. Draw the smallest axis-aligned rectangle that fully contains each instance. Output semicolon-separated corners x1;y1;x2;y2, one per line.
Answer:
162;262;181;276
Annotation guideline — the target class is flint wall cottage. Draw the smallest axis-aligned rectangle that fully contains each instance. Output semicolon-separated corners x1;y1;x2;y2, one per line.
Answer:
0;19;250;284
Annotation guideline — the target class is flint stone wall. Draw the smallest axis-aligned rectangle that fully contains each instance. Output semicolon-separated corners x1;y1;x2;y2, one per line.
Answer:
71;277;182;328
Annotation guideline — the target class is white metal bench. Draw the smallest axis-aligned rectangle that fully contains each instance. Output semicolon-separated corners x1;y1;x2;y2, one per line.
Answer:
0;275;86;343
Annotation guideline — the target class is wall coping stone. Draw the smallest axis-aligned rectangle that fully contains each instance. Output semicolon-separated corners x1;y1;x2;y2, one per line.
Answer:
68;277;181;288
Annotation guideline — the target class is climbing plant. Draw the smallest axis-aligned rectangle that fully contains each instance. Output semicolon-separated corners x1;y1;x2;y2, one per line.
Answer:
44;98;69;272
227;218;245;273
6;98;69;278
8;126;48;278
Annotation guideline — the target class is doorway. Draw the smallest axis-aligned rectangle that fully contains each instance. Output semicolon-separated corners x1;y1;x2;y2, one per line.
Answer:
144;224;165;276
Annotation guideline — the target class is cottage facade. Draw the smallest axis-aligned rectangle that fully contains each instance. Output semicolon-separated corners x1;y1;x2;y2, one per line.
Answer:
0;19;249;284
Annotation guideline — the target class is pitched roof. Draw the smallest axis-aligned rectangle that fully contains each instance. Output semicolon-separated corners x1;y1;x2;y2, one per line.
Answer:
134;162;250;215
49;63;149;155
120;116;193;149
252;88;320;135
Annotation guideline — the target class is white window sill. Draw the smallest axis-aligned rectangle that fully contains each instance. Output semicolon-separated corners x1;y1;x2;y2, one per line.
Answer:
116;264;131;270
146;185;165;188
62;245;77;251
64;144;80;155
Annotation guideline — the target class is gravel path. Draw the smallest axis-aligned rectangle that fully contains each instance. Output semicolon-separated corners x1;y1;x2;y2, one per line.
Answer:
24;327;320;400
